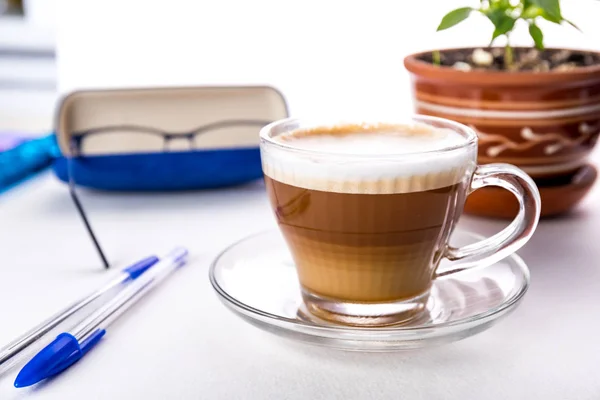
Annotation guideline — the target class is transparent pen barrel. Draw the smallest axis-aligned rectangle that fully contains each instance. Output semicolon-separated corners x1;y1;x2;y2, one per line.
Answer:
71;248;188;342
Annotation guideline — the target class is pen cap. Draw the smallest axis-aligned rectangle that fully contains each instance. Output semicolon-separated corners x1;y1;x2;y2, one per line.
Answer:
123;256;160;279
14;330;105;388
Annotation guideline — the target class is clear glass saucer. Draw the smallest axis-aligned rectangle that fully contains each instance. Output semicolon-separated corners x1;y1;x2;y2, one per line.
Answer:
209;229;530;352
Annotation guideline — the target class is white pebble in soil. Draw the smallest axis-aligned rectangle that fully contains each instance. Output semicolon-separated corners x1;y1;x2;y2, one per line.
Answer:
554;63;577;72
453;61;472;71
533;60;550;72
472;48;493;67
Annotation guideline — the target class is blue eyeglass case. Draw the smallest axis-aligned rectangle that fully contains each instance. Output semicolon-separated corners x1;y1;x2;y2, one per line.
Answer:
52;86;289;191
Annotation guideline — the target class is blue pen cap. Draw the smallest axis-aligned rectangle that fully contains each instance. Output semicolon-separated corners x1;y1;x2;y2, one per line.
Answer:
123;256;159;279
14;330;105;388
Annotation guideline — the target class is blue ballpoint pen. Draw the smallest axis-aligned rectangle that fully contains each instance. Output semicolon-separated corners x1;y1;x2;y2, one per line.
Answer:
0;254;159;376
14;247;189;388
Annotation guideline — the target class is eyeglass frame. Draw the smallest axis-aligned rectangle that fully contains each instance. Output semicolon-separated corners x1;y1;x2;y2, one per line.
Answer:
65;118;275;269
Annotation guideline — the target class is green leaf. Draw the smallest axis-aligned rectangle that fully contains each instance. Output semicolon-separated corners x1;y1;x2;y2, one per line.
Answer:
529;23;544;49
491;0;511;8
484;8;505;26
483;7;518;44
532;0;562;21
491;15;517;40
564;18;582;32
522;6;543;19
437;7;473;31
540;11;562;24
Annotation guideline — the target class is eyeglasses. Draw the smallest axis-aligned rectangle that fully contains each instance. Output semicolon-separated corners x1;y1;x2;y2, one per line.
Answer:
66;118;274;269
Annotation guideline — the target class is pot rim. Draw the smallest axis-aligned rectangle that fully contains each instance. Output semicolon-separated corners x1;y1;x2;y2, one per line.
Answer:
403;46;600;86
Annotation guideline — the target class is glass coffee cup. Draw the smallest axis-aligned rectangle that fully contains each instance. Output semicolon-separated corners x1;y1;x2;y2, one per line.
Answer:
259;115;540;326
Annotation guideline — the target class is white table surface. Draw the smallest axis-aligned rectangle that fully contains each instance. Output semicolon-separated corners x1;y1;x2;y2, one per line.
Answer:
0;167;599;400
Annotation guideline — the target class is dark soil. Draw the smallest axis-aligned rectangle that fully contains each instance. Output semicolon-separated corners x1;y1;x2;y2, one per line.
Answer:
419;47;600;72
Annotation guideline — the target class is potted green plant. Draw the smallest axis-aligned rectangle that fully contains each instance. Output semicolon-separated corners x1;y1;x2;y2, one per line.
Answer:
403;0;600;218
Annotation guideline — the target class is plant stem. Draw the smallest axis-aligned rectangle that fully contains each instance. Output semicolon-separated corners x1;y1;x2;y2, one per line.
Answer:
433;49;441;66
504;37;513;70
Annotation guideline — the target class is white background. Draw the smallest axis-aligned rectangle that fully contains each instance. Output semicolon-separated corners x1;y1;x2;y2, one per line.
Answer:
55;0;600;119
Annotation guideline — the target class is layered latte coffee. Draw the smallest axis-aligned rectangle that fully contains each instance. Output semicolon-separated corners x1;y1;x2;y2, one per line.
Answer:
259;116;540;327
261;122;475;321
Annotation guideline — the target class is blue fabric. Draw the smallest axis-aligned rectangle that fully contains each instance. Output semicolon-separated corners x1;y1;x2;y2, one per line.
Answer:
52;147;264;191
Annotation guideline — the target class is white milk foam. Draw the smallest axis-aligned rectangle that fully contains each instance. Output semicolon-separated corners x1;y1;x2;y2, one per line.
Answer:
261;123;477;194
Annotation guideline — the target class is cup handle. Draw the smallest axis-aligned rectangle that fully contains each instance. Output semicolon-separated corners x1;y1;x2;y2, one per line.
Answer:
436;163;541;278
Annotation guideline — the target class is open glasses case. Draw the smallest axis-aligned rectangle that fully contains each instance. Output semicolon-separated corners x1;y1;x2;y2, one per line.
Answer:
53;86;289;190
51;85;289;268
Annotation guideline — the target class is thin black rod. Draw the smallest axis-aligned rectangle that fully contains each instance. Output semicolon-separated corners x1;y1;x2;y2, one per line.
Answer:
67;143;110;268
68;181;110;269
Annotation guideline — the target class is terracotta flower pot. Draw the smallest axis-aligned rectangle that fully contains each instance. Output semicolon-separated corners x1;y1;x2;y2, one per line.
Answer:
404;47;600;218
